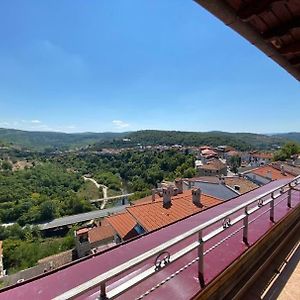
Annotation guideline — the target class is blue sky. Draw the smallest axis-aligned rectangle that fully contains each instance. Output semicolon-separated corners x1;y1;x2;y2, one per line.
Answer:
0;0;299;133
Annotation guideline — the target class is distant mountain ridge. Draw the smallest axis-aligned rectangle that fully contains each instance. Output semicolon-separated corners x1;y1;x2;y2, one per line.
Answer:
0;128;127;150
272;132;300;143
0;128;298;151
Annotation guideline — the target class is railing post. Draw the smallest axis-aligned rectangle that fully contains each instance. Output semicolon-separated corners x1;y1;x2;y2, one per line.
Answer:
288;185;292;208
243;206;249;245
100;283;107;300
198;230;205;288
270;192;275;222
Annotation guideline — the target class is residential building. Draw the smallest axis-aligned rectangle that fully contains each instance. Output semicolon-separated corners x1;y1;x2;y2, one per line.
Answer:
243;165;295;186
107;211;139;243
196;158;227;176
106;188;222;241
75;219;115;258
183;176;258;200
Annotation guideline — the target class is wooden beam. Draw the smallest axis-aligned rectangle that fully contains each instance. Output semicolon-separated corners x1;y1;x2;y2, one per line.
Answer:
289;56;300;66
262;17;300;40
237;0;286;21
279;41;300;55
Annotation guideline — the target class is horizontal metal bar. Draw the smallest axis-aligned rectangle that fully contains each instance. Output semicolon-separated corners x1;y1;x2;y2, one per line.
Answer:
54;176;300;299
107;241;200;299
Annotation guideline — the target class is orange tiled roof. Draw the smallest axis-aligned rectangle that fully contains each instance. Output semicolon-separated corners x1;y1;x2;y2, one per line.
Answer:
224;177;258;194
251;165;294;180
199;159;226;171
127;190;222;232
88;219;114;243
107;212;138;240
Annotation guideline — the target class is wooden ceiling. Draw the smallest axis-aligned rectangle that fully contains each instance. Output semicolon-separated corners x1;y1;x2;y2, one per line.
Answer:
194;0;300;81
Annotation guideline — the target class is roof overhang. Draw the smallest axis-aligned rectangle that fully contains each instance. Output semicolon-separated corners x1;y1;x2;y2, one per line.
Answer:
194;0;300;81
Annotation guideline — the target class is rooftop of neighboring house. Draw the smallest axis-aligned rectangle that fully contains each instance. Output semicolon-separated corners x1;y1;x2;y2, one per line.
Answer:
250;152;273;159
126;190;222;232
242;165;295;187
271;162;300;176
226;150;240;157
191;181;239;201
201;149;218;156
224;176;259;194
76;219;114;244
197;158;226;171
250;165;294;181
106;211;139;241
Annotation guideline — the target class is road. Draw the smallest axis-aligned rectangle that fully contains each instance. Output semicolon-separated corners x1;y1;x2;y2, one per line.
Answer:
38;204;129;231
83;176;108;209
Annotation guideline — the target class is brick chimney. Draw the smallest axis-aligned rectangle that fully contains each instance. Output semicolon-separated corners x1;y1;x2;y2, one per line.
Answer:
192;188;202;207
280;164;285;175
266;170;272;180
151;189;156;202
175;178;183;193
162;188;172;207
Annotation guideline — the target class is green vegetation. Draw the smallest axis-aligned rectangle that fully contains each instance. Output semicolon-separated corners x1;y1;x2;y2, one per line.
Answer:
0;128;127;150
0;163;94;225
0;128;296;151
77;181;103;200
274;142;300;161
55;149;196;195
0;225;74;274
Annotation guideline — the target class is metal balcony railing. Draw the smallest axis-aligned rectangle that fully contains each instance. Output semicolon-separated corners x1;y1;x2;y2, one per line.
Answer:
54;175;300;300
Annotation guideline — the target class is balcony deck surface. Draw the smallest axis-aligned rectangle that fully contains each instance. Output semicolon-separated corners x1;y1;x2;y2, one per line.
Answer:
1;179;299;300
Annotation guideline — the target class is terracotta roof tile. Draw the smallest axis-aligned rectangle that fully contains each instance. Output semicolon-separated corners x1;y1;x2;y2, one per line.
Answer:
88;219;114;243
107;212;138;240
251;165;294;181
199;159;226;171
224;177;259;194
127;190;222;232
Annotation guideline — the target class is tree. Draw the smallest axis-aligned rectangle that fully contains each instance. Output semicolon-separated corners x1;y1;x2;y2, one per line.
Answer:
1;160;12;171
39;200;57;222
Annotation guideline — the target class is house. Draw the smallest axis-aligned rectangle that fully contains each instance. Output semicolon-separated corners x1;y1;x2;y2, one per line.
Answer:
107;212;139;243
183;176;258;200
75;219;115;258
243;165;294;186
183;177;239;201
106;187;222;241
125;188;222;233
271;162;300;176
224;176;259;194
196;158;227;177
249;152;273;167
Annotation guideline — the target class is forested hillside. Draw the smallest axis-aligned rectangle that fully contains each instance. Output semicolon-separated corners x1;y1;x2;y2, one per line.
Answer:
0;128;127;150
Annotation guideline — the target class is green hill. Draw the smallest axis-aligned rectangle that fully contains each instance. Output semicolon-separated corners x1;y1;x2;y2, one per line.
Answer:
0;128;127;150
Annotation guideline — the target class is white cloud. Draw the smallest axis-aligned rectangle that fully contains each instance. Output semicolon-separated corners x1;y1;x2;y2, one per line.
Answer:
31;120;41;124
112;120;130;129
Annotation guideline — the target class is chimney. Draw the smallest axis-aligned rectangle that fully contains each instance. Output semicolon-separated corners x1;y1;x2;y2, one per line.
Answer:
281;164;285;175
234;185;240;191
192;188;202;207
266;170;272;180
162;188;172;207
151;189;156;202
220;175;225;185
173;187;179;196
175;178;183;193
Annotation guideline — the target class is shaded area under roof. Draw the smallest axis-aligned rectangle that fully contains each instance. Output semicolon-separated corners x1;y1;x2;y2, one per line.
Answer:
194;0;300;81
